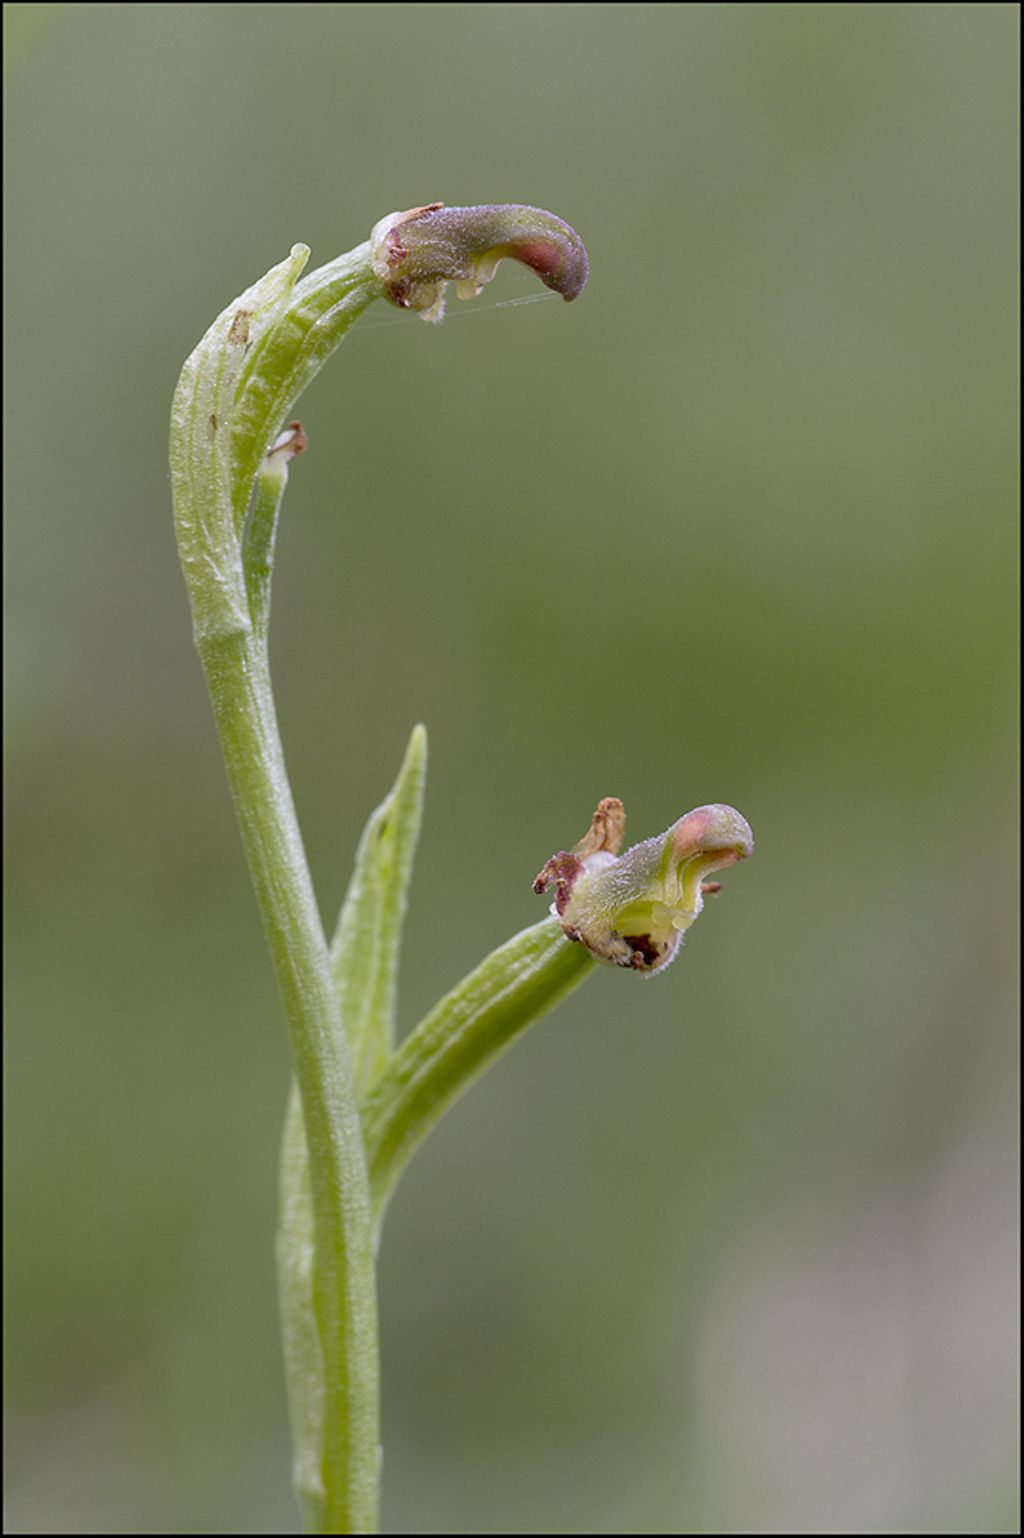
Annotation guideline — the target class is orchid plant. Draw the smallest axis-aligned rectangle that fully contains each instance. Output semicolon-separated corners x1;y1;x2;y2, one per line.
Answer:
169;202;753;1535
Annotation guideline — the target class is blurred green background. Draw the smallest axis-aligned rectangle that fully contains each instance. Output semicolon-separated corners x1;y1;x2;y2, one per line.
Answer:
5;3;1018;1532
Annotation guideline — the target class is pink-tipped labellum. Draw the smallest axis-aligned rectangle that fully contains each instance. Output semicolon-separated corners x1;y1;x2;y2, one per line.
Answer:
371;202;589;322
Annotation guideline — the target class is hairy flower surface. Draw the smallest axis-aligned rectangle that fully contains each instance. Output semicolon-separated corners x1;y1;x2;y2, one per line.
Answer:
535;799;753;973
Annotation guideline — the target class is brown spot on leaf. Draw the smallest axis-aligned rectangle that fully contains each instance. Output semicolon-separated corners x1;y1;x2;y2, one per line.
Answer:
228;309;252;346
208;412;218;437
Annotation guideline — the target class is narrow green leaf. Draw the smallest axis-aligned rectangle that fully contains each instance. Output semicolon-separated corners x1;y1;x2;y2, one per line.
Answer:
276;1082;326;1535
362;916;596;1220
275;726;426;1523
330;724;428;1094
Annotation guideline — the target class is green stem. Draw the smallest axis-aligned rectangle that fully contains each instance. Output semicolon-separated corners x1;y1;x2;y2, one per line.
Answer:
198;626;379;1535
363;917;595;1221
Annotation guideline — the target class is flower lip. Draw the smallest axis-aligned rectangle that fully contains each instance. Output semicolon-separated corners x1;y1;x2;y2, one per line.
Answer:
670;804;754;869
371;202;589;317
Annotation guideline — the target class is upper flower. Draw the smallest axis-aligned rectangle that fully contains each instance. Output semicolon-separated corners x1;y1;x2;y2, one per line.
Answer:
370;203;589;322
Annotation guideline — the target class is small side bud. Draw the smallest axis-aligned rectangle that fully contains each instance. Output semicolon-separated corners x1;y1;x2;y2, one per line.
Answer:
370;203;589;323
534;800;754;975
266;421;309;464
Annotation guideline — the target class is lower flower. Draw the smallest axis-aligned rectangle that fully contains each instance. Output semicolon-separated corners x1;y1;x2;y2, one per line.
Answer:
534;798;753;974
